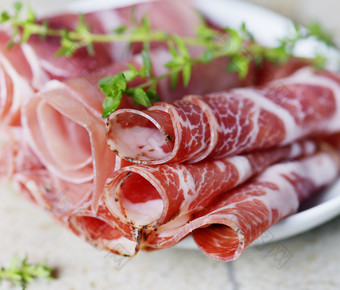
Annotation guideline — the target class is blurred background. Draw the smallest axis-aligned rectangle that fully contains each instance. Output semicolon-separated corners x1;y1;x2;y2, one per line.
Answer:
2;0;340;42
249;0;340;43
1;0;340;43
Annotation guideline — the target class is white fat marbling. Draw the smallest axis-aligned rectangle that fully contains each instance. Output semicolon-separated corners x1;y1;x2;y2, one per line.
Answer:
122;199;164;226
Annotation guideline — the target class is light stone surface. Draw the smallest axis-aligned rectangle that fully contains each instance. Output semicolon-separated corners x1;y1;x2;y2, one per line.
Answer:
1;0;340;289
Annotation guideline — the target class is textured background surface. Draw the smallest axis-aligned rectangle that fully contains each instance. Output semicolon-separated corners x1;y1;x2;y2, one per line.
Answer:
1;0;340;289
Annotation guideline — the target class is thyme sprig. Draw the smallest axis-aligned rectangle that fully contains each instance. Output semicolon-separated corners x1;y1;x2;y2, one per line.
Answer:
1;2;337;117
99;21;335;118
0;2;169;56
0;256;54;289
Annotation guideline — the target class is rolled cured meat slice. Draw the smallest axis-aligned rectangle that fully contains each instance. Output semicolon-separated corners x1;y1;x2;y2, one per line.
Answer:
145;145;340;261
68;205;140;256
1;126;138;255
17;55;175;212
12;168;139;256
12;169;93;220
0;129;92;218
22;39;260;212
107;67;340;164
22;78;117;211
104;140;316;229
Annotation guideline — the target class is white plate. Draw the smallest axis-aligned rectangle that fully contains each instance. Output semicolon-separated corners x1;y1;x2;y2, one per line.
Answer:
68;0;340;247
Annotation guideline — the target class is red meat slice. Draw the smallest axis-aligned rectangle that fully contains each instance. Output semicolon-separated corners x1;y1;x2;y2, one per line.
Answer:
104;140;316;229
145;145;339;261
106;67;340;164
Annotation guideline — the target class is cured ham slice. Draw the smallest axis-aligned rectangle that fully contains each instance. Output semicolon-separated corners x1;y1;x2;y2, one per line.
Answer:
20;54;169;212
2;127;138;255
12;169;93;221
0;127;43;180
13;167;139;255
3;0;340;264
145;145;340;261
12;168;140;257
22;79;117;211
22;41;260;211
0;0;202;125
28;0;201;81
0;12;114;125
0;31;36;125
104;140;316;229
152;51;255;103
68;205;139;256
106;67;340;164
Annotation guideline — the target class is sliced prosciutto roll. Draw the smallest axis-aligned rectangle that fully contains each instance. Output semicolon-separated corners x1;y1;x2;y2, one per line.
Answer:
145;144;340;261
1;125;138;256
12;167;140;256
68;205;140;256
13;169;93;220
104;140;316;230
107;67;340;164
21;78;117;211
22;40;260;212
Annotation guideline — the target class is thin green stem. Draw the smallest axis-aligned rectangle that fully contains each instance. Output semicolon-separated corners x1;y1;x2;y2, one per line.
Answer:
3;2;335;118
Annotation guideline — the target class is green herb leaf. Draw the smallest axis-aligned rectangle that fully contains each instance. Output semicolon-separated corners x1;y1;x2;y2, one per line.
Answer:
99;73;128;117
86;42;95;56
76;14;86;33
102;93;122;118
99;73;127;95
168;41;178;58
122;70;138;82
39;20;49;39
240;22;254;41
113;25;127;34
145;89;160;102
307;21;336;47
26;5;36;23
7;26;19;49
0;255;54;290
132;87;151;107
196;25;216;41
139;66;147;77
264;46;289;64
173;34;189;57
21;24;33;43
170;71;179;90
227;55;250;78
13;2;23;12
0;12;10;23
182;63;192;87
123;64;141;81
201;49;214;63
313;53;327;70
141;49;152;77
223;28;243;54
141;15;151;31
56;31;80;57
